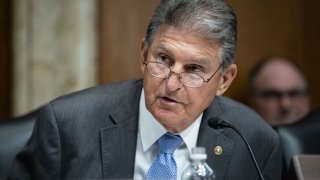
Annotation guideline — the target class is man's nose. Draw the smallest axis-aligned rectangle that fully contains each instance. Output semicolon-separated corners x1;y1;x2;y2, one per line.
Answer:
279;95;292;109
165;71;184;92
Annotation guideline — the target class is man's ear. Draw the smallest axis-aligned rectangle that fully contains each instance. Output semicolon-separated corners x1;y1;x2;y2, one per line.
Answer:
216;64;237;96
140;38;148;73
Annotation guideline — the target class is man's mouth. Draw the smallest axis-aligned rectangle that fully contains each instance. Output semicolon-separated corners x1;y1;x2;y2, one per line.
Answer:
159;95;183;104
162;96;177;103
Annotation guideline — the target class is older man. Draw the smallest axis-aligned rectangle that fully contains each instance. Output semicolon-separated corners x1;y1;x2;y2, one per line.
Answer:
9;0;283;179
247;57;310;126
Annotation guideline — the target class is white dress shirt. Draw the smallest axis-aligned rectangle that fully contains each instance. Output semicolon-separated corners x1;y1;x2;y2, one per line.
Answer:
133;89;203;180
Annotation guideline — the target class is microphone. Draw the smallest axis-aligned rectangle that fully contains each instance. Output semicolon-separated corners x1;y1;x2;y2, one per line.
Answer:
208;118;265;180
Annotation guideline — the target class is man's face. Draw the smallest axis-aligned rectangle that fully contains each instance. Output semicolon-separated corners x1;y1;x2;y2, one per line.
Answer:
140;25;236;133
250;60;310;126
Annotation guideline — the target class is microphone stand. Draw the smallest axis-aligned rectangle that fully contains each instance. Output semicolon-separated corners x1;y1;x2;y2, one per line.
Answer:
208;118;265;180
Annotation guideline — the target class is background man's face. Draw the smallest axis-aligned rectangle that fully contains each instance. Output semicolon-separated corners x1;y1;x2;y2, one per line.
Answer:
250;59;310;126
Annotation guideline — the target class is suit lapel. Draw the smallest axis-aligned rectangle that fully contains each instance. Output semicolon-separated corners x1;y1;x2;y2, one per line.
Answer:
100;80;142;179
100;116;138;179
197;99;235;180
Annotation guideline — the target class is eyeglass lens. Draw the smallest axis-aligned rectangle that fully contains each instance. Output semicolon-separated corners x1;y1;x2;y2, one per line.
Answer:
145;61;205;87
258;89;307;100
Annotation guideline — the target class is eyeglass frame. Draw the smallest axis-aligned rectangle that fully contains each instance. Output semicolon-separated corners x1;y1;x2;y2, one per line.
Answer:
143;60;222;88
253;89;308;101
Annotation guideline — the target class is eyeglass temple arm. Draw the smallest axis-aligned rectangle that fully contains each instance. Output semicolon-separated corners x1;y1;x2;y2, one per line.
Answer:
203;63;222;82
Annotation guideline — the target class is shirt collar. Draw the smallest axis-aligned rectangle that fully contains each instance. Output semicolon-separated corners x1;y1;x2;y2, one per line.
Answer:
139;89;202;154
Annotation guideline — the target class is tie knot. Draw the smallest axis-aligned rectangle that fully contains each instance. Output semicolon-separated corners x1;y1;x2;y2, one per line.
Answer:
157;132;183;154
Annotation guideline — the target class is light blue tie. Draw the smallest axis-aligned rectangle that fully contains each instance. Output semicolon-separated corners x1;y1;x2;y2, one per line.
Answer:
146;132;183;180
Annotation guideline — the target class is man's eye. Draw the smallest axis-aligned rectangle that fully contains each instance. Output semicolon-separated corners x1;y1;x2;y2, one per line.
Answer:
186;65;204;73
261;91;281;99
157;55;171;64
288;90;306;98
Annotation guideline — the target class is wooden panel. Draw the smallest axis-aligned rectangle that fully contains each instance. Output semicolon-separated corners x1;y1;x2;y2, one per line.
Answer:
0;0;11;120
301;1;320;109
99;0;159;83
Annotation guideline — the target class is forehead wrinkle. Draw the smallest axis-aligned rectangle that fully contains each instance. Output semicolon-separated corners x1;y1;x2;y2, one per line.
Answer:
157;43;170;53
156;41;214;66
194;58;212;65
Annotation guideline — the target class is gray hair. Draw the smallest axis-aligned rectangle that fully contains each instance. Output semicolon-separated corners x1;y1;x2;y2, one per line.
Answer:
144;0;237;71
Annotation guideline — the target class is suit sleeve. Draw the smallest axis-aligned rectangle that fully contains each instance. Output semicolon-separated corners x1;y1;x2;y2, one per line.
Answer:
8;103;62;180
262;135;284;180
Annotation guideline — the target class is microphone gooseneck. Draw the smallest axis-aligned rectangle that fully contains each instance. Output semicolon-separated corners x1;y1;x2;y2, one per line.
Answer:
207;118;265;180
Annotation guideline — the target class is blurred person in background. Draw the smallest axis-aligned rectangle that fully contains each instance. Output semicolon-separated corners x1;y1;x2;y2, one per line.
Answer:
247;56;310;127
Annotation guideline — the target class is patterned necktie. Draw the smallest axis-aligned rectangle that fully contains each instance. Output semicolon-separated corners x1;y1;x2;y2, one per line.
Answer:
146;132;183;180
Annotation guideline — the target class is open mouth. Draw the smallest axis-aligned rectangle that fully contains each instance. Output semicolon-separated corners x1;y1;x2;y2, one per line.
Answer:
160;96;182;105
162;96;177;103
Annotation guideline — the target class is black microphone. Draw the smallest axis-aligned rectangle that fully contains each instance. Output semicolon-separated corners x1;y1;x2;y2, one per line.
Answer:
208;118;265;180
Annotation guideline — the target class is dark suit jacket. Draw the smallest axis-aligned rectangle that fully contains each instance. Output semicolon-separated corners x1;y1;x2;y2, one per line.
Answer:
9;79;283;180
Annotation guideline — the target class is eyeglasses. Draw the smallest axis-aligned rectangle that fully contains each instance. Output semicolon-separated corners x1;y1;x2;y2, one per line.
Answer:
144;61;222;88
255;89;308;101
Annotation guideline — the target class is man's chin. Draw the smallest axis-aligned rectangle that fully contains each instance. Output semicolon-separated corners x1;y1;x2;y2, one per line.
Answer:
275;117;298;126
154;109;179;121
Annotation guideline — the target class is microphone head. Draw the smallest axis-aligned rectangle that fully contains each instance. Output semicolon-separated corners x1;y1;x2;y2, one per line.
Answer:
207;117;231;129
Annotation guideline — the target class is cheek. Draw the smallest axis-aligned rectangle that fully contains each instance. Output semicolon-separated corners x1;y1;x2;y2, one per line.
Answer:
187;87;216;111
254;99;273;111
193;92;211;105
296;99;309;108
294;101;309;114
262;104;279;115
143;77;162;103
144;78;155;97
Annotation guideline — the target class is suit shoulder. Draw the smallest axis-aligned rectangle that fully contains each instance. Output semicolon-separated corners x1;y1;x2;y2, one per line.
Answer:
215;96;260;118
37;79;142;128
214;96;279;140
50;79;142;104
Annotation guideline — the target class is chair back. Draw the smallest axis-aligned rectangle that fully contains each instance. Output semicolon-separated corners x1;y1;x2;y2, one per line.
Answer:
0;109;39;180
288;155;320;180
277;108;320;171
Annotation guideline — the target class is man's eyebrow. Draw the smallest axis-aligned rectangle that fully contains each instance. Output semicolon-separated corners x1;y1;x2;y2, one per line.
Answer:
153;43;174;57
156;42;214;65
157;43;170;52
